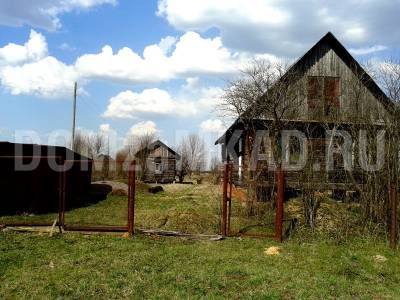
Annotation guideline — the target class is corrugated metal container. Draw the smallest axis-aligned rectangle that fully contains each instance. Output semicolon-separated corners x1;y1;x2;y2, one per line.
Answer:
0;142;92;215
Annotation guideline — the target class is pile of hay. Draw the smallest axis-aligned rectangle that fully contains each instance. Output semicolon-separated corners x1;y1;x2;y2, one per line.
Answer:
286;197;364;237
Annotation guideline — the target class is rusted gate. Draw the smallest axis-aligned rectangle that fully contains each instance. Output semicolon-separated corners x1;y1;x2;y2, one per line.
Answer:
62;160;136;235
220;162;285;241
1;158;137;236
221;161;398;247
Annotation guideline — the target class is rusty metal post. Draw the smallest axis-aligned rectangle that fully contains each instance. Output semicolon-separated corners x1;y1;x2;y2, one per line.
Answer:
227;163;233;235
221;163;229;236
61;166;66;228
275;165;284;242
127;160;136;236
58;162;63;228
389;182;398;249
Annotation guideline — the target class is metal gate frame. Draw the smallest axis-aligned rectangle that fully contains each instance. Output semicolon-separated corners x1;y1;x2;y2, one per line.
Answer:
1;157;137;236
62;160;136;236
220;162;285;241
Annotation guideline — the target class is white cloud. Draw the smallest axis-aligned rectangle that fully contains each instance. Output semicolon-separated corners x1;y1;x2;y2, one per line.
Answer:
0;30;79;98
157;0;400;56
158;36;177;55
0;0;117;31
128;121;159;137
75;31;252;83
0;56;78;98
0;30;277;98
349;45;388;56
182;77;200;90
0;30;47;66
157;0;289;29
200;119;226;134
344;26;366;42
99;123;111;133
103;88;197;119
0;31;235;98
103;78;223;120
196;86;224;111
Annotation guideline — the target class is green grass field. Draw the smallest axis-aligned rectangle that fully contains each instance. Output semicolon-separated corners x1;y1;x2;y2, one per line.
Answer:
1;232;399;299
1;181;399;299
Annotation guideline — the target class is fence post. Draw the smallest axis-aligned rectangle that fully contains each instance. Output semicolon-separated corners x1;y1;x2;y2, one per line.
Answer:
58;160;63;229
128;160;136;236
389;182;398;249
221;163;229;236
275;165;284;242
60;165;66;229
227;163;233;235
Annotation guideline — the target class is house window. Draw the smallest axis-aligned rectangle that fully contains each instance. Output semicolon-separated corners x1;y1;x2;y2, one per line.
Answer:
155;162;163;174
307;76;340;118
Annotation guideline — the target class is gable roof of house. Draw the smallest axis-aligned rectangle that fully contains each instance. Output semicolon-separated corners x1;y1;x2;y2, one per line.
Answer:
136;139;181;159
282;32;392;110
215;32;393;145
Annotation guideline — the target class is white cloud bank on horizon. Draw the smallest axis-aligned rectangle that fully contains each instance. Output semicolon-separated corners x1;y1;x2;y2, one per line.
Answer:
0;0;117;31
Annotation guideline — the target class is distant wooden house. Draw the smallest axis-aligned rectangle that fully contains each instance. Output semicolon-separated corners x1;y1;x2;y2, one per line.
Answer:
216;32;394;192
136;140;180;183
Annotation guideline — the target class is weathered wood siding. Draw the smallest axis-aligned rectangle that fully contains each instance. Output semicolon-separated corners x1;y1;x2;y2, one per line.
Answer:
294;47;389;123
143;145;177;183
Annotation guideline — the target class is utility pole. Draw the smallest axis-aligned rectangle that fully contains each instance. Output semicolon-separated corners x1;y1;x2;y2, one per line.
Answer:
71;82;77;150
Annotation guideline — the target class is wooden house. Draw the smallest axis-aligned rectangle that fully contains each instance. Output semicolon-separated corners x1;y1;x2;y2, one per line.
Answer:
215;32;395;193
136;140;180;183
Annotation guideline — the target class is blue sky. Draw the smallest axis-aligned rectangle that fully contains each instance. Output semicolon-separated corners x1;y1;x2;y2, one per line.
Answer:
0;0;399;158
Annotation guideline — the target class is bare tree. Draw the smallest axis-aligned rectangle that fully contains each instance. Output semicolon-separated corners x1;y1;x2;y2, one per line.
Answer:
210;155;221;173
220;58;303;215
89;133;105;159
177;133;206;182
209;155;222;184
379;59;400;104
73;130;91;157
376;58;400;229
115;148;129;178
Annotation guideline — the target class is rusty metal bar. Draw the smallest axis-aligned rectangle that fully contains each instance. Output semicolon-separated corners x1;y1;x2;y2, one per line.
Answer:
389;182;398;249
275;166;284;242
238;232;275;239
64;225;127;232
127;160;136;236
1;222;56;227
227;163;233;235
221;163;229;236
60;166;66;228
58;158;63;229
0;156;61;158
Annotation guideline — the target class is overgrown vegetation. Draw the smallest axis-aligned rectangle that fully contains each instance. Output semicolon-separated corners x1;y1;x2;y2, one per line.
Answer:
1;180;399;298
